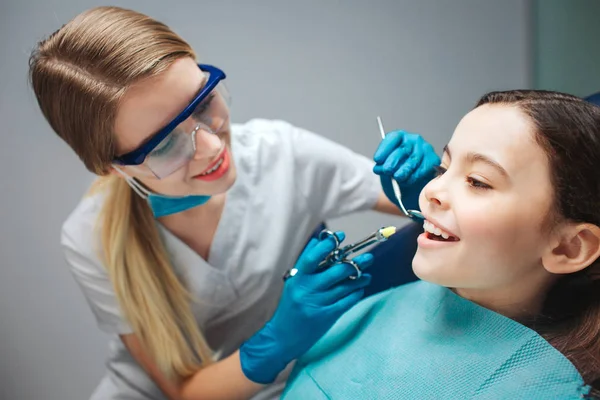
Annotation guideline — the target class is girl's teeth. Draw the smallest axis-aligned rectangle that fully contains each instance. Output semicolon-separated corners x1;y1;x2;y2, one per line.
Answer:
423;221;434;233
422;220;454;240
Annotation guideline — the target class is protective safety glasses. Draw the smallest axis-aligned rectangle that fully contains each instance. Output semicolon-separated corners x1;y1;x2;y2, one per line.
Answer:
113;64;231;179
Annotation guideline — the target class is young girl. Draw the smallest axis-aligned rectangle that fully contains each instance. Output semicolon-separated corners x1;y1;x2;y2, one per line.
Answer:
283;90;600;399
28;5;439;400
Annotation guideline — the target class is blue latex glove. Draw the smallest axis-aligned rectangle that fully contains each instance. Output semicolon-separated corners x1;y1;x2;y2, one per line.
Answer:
239;232;373;384
373;130;440;211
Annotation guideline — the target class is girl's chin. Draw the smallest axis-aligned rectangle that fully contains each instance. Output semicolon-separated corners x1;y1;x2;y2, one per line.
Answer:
412;254;458;287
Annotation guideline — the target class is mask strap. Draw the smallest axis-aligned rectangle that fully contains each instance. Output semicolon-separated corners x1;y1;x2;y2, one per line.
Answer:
111;165;150;199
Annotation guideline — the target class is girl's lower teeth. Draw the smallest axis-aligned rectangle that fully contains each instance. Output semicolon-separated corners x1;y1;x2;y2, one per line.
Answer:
426;232;456;242
427;233;446;241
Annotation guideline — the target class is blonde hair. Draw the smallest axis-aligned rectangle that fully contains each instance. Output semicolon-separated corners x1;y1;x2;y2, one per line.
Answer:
29;6;213;379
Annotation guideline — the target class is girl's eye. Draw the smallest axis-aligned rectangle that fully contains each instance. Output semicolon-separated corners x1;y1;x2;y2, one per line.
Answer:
434;165;492;190
467;177;492;190
433;165;447;177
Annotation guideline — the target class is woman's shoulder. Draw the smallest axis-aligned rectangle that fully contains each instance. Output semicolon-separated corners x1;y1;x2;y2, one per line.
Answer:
231;118;297;137
230;118;301;155
60;182;107;262
229;119;305;182
231;118;330;151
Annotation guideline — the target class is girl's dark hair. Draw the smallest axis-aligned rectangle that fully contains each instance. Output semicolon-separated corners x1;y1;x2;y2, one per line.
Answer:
476;90;600;386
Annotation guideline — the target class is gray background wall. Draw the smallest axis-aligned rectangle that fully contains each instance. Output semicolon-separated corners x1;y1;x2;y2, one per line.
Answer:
1;1;531;399
533;0;600;97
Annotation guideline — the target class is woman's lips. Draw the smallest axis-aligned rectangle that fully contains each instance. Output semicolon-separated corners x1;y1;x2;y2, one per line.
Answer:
192;149;230;182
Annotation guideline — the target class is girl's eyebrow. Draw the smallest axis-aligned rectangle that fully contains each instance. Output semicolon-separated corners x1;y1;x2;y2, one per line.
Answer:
443;144;509;178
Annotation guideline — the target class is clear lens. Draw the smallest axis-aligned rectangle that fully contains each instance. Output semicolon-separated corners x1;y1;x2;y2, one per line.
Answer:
144;80;231;179
189;82;231;133
146;129;195;179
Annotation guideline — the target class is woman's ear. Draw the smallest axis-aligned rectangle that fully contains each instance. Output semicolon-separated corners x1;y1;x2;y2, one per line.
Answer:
542;223;600;274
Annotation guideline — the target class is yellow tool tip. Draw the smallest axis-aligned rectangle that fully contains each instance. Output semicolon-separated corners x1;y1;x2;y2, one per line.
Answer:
380;226;397;239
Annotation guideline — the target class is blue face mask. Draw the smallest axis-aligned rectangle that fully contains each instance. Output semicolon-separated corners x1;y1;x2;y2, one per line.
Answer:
146;192;211;218
113;167;211;218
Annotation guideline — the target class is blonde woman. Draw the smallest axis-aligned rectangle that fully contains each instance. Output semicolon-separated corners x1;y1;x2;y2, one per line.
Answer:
29;6;439;400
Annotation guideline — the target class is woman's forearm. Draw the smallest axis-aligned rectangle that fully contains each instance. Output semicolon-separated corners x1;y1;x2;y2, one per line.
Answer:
180;351;264;400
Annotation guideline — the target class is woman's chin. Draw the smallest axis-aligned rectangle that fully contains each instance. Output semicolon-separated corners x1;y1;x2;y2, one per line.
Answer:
189;167;237;196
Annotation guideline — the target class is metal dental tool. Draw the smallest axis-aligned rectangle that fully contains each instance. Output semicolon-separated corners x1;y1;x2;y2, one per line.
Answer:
283;226;397;281
377;116;425;222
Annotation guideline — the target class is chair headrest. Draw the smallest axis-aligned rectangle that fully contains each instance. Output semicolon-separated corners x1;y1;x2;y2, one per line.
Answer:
584;91;600;106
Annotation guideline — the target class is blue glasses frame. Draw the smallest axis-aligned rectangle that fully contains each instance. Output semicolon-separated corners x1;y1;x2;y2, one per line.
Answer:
113;64;227;166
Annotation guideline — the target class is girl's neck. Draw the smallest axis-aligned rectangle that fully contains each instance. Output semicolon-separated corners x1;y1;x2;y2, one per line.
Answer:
453;268;558;319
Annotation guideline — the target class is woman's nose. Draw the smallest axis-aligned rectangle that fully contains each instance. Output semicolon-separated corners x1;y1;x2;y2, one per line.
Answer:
191;126;222;160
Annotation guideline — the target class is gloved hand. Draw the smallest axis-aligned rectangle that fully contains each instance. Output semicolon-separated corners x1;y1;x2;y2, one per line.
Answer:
239;232;373;384
373;130;440;211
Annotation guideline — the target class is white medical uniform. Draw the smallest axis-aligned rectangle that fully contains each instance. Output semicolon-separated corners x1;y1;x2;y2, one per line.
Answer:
61;119;381;400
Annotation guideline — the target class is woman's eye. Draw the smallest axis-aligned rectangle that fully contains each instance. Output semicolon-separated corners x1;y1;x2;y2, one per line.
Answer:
192;94;215;118
152;136;175;157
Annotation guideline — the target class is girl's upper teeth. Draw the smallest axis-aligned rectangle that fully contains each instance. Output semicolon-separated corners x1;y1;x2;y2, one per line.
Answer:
423;220;453;239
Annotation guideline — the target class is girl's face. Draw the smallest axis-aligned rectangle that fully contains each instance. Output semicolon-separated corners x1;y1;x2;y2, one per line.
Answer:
413;104;559;314
113;57;236;197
